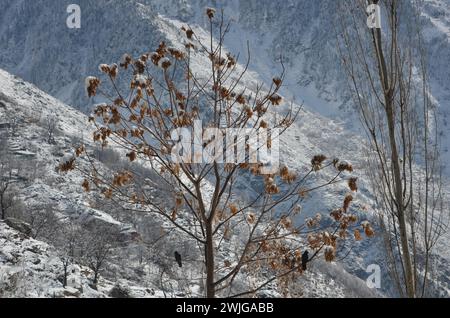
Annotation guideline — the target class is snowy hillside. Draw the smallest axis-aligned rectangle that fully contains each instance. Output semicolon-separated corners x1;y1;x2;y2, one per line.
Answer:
0;69;386;298
1;0;448;115
0;221;161;298
0;0;450;298
0;0;448;155
1;0;449;174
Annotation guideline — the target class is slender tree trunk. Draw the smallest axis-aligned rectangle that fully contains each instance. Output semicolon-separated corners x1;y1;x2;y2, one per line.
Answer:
63;261;68;288
205;221;215;298
386;102;415;297
372;16;416;297
93;270;98;285
1;193;5;220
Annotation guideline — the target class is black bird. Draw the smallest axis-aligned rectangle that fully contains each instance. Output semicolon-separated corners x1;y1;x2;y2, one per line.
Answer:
174;251;182;268
301;250;309;271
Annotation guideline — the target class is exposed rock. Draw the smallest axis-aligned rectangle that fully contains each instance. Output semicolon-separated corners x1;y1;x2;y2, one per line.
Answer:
5;218;33;236
109;283;131;298
63;287;81;298
13;150;37;158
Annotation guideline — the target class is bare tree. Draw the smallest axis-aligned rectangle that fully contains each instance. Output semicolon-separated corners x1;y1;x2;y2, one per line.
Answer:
0;140;25;222
82;225;117;286
25;204;59;240
62;8;372;297
44;115;58;144
55;222;83;288
337;0;447;297
6;116;19;137
0;133;7;150
0;157;15;220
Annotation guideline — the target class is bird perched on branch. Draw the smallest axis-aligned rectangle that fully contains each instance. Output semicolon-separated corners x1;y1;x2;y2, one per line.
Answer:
301;250;309;271
174;251;182;268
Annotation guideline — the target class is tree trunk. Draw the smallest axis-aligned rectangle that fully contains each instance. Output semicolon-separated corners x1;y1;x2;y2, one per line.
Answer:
63;262;68;288
205;221;215;298
93;271;98;285
386;102;416;298
1;193;5;220
372;15;416;297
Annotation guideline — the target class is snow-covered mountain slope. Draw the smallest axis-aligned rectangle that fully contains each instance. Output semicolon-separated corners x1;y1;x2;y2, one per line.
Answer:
0;0;449;297
1;0;449;171
0;69;114;227
0;219;378;298
148;0;450;172
0;0;447;111
0;0;166;113
0;68;154;297
0;221;161;298
0;69;387;298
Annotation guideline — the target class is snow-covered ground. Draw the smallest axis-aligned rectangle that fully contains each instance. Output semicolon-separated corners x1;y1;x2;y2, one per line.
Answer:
0;0;450;298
